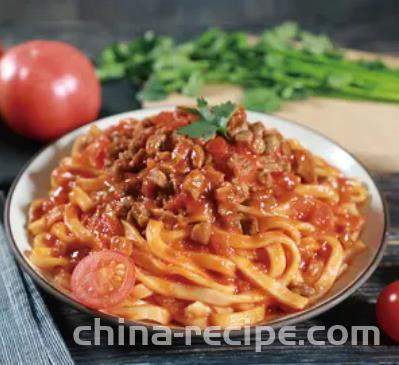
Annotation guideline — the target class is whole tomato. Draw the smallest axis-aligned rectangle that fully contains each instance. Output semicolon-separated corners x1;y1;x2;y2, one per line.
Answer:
0;40;101;141
376;280;399;342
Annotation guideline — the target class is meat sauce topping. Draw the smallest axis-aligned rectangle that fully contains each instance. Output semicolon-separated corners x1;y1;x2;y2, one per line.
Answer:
71;107;364;245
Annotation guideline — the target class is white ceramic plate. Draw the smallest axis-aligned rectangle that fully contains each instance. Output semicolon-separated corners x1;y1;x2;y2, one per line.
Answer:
4;107;388;333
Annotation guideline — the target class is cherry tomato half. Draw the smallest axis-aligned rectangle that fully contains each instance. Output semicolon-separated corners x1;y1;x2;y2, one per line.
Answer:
71;250;135;310
376;280;399;342
0;40;101;141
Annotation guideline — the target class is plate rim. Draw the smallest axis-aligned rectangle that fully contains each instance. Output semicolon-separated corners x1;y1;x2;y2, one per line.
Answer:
4;107;389;336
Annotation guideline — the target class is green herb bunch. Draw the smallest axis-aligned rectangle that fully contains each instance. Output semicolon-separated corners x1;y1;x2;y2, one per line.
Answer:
97;22;399;113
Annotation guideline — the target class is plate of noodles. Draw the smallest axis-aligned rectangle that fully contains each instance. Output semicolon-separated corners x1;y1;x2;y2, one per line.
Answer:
5;100;387;333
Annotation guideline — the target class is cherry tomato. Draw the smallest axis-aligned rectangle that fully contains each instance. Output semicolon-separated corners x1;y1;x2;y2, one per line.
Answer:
71;250;135;310
0;40;101;141
376;281;399;342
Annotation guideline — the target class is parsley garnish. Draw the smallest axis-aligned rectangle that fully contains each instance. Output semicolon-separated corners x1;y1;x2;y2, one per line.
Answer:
177;98;237;140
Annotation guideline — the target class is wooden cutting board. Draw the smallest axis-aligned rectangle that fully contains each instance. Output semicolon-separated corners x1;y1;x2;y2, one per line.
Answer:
144;50;399;173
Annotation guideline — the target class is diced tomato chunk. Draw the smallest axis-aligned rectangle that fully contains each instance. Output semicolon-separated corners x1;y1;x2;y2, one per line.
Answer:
164;192;188;213
100;213;123;237
151;111;189;130
291;197;335;231
152;111;175;125
291;196;314;221
206;136;229;157
311;201;335;231
271;172;300;196
84;209;123;242
164;192;206;216
86;135;111;168
50;185;69;205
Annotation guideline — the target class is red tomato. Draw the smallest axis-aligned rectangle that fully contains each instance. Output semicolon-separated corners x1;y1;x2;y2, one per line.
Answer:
151;111;175;127
85;135;111;168
71;250;135;310
310;200;335;231
290;196;314;221
150;111;189;130
0;40;101;141
271;172;300;192
206;136;229;157
0;41;4;58
376;281;399;342
165;192;206;216
96;213;123;238
164;192;189;213
83;209;123;242
291;197;334;231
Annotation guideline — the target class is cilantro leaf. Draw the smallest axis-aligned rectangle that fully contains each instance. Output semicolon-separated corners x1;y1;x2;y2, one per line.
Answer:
137;75;167;101
196;97;213;121
177;98;237;139
178;106;201;115
326;72;353;89
197;97;208;109
212;101;236;120
177;122;218;139
211;101;237;133
182;71;204;96
243;88;282;113
300;31;335;55
260;21;298;50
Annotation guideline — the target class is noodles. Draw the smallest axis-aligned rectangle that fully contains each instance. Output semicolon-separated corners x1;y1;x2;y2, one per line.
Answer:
265;244;286;278
69;186;94;212
211;305;266;327
232;256;309;310
113;304;171;325
295;184;339;204
27;105;368;328
64;204;100;250
146;220;236;293
136;269;266;306
310;236;344;301
130;283;153;300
